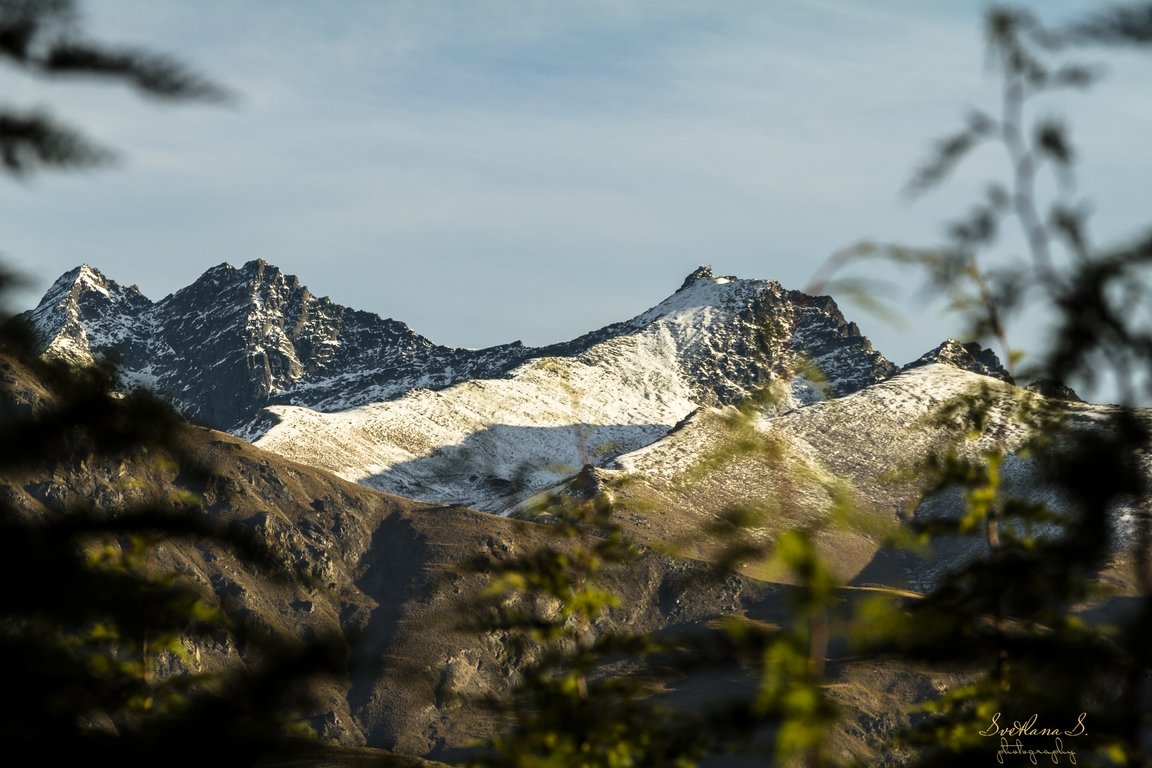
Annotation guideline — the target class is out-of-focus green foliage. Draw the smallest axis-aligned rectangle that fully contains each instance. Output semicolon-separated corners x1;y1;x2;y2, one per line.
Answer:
467;472;710;768
469;469;854;767
0;328;346;766
828;5;1152;766
0;2;346;765
0;0;229;176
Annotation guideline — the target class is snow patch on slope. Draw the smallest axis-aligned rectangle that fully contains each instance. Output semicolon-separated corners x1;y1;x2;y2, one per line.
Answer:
255;352;699;512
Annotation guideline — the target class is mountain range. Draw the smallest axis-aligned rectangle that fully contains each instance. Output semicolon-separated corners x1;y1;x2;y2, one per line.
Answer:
23;260;1011;513
24;261;914;429
16;259;1140;765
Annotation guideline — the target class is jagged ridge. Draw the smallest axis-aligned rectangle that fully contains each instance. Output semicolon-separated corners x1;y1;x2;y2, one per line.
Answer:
25;261;903;433
24;261;534;430
26;261;1013;513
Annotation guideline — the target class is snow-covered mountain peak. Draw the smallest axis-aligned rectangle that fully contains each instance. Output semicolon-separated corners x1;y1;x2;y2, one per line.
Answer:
633;270;770;328
40;263;132;305
25;264;152;367
72;263;111;294
674;264;750;288
905;338;1012;383
571;269;895;409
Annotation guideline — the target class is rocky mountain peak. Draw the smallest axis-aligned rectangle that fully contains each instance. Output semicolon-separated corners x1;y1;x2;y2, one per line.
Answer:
531;269;894;412
71;262;109;289
42;263;133;305
675;265;747;293
1025;378;1082;402
678;265;714;290
183;260;296;305
904;339;1013;383
25;264;152;367
241;259;304;295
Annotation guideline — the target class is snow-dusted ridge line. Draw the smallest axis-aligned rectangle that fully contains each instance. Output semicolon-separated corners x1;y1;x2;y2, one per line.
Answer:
25;260;909;432
27;260;1014;513
250;266;921;513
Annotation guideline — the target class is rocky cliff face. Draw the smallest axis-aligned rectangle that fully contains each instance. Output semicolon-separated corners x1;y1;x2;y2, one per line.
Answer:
537;265;896;406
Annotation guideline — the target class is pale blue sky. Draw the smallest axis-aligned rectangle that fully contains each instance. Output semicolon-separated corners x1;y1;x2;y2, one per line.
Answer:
2;1;1149;379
